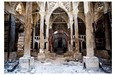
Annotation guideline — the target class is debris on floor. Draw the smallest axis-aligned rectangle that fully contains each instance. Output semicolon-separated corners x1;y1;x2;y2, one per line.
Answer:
4;57;109;74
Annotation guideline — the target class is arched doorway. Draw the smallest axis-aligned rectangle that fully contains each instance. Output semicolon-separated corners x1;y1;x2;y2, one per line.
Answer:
52;30;68;54
94;12;112;50
49;7;69;54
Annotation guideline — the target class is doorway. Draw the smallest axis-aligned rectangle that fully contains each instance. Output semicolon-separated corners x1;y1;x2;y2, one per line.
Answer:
52;31;68;55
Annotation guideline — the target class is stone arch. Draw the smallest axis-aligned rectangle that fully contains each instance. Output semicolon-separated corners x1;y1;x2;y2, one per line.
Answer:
53;30;69;38
51;15;68;26
49;3;69;17
94;12;111;51
93;2;112;22
52;17;68;32
32;2;40;26
33;13;41;26
94;11;104;22
51;30;69;54
49;7;69;28
47;3;70;28
77;2;85;24
32;2;40;11
95;9;111;23
78;14;85;24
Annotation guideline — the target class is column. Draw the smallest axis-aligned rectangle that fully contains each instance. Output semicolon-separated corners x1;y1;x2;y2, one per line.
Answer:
84;4;94;57
39;13;45;53
45;3;49;51
72;2;79;52
73;12;79;52
83;2;99;70
80;41;83;52
23;2;32;57
33;27;35;49
45;19;49;51
9;14;17;60
67;23;71;51
104;2;111;51
70;23;73;51
69;14;73;51
39;2;45;53
104;14;111;51
19;2;34;73
73;11;82;59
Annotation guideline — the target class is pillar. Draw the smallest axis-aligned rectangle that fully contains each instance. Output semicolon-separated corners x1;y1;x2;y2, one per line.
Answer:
45;19;49;51
39;14;45;52
83;2;99;70
73;12;79;52
19;2;34;73
69;14;73;51
104;2;111;51
44;2;49;51
70;23;73;51
67;23;71;51
80;41;83;52
23;2;32;57
39;2;45;52
72;2;80;52
33;27;35;50
9;14;17;60
104;14;111;51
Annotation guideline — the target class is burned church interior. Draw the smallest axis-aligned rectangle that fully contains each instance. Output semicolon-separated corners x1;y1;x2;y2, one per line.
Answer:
4;1;112;73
